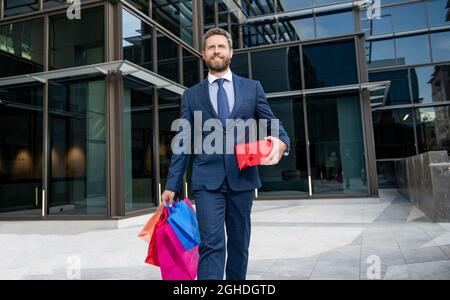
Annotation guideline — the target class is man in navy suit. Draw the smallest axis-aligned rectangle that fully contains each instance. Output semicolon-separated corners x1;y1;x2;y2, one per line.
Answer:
161;28;290;280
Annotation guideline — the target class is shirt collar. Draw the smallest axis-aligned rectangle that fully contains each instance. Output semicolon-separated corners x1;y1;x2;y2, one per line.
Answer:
208;68;233;85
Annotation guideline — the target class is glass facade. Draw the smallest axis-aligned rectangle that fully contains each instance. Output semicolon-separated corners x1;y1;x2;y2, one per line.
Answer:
260;96;308;196
251;46;301;93
49;6;105;70
303;39;358;89
308;92;368;195
0;17;44;77
123;77;155;212
48;76;107;215
0;83;43;216
122;9;153;71
0;0;449;218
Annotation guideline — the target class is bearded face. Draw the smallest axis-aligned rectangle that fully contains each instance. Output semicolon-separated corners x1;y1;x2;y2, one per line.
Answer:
203;35;233;73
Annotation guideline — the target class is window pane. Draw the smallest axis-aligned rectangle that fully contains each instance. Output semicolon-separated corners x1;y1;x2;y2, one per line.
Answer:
382;2;427;34
0;83;43;216
315;10;354;38
365;39;396;69
308;92;368;195
303;39;358;89
0;18;44;78
395;34;431;65
126;0;149;15
259;97;309;196
49;6;105;69
123;77;156;212
230;52;249;78
276;0;313;12
203;0;215;32
122;9;153;71
152;0;193;46
251;46;301;93
427;0;450;27
182;48;200;88
48;77;107;215
159;89;183;199
411;65;450;104
430;31;450;63
416;105;450;155
244;0;275;16
278;14;315;42
369;69;411;105
372;108;416;159
230;11;241;49
243;20;278;47
4;0;39;17
157;32;180;83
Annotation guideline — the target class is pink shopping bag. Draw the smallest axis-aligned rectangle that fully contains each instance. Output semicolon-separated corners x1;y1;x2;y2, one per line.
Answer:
155;206;199;280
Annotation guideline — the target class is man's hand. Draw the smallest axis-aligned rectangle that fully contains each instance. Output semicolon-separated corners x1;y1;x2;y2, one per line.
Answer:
161;189;176;206
261;136;287;166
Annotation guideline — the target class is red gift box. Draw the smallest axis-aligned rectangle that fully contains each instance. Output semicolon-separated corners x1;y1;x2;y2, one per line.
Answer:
235;139;273;170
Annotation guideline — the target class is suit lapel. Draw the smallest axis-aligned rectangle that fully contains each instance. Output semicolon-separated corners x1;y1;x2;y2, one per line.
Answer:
200;72;242;121
201;78;219;120
229;73;242;119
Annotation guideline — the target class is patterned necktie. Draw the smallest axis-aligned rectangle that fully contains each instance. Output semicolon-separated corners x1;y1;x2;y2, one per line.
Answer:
215;78;230;126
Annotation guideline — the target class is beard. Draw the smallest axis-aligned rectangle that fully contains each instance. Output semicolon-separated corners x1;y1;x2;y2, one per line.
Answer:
206;55;231;73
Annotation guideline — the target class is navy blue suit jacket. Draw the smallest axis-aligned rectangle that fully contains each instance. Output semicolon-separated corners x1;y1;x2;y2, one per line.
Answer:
165;72;290;193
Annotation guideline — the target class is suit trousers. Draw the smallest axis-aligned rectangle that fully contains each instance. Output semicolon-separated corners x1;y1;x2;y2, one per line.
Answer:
193;178;254;280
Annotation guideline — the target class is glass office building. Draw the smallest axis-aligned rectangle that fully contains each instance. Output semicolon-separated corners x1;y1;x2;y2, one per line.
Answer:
0;0;448;219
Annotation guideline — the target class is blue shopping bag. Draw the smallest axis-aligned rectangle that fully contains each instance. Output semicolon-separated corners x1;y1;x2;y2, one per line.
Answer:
166;198;201;251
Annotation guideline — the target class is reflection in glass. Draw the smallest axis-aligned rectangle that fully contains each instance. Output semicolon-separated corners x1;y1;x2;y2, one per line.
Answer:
315;10;354;38
430;31;450;63
369;2;426;35
303;39;358;89
243;0;275;16
278;14;315;42
157;32;180;83
243;20;277;47
372;108;416;159
259;97;309;196
0;18;44;78
122;9;153;71
126;0;149;15
230;52;249;78
276;0;312;12
183;48;200;88
365;39;396;69
395;34;431;65
49;6;105;69
416;105;450;155
4;0;39;17
251;46;301;93
427;0;450;27
48;77;107;215
376;161;398;188
308;92;368;195
314;0;349;6
123;77;155;212
203;0;216;33
411;65;450;104
152;0;193;46
158;89;183;196
369;69;411;105
0;83;43;216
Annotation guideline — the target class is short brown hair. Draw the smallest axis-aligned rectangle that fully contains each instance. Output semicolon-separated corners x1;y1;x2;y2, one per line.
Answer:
202;28;233;50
